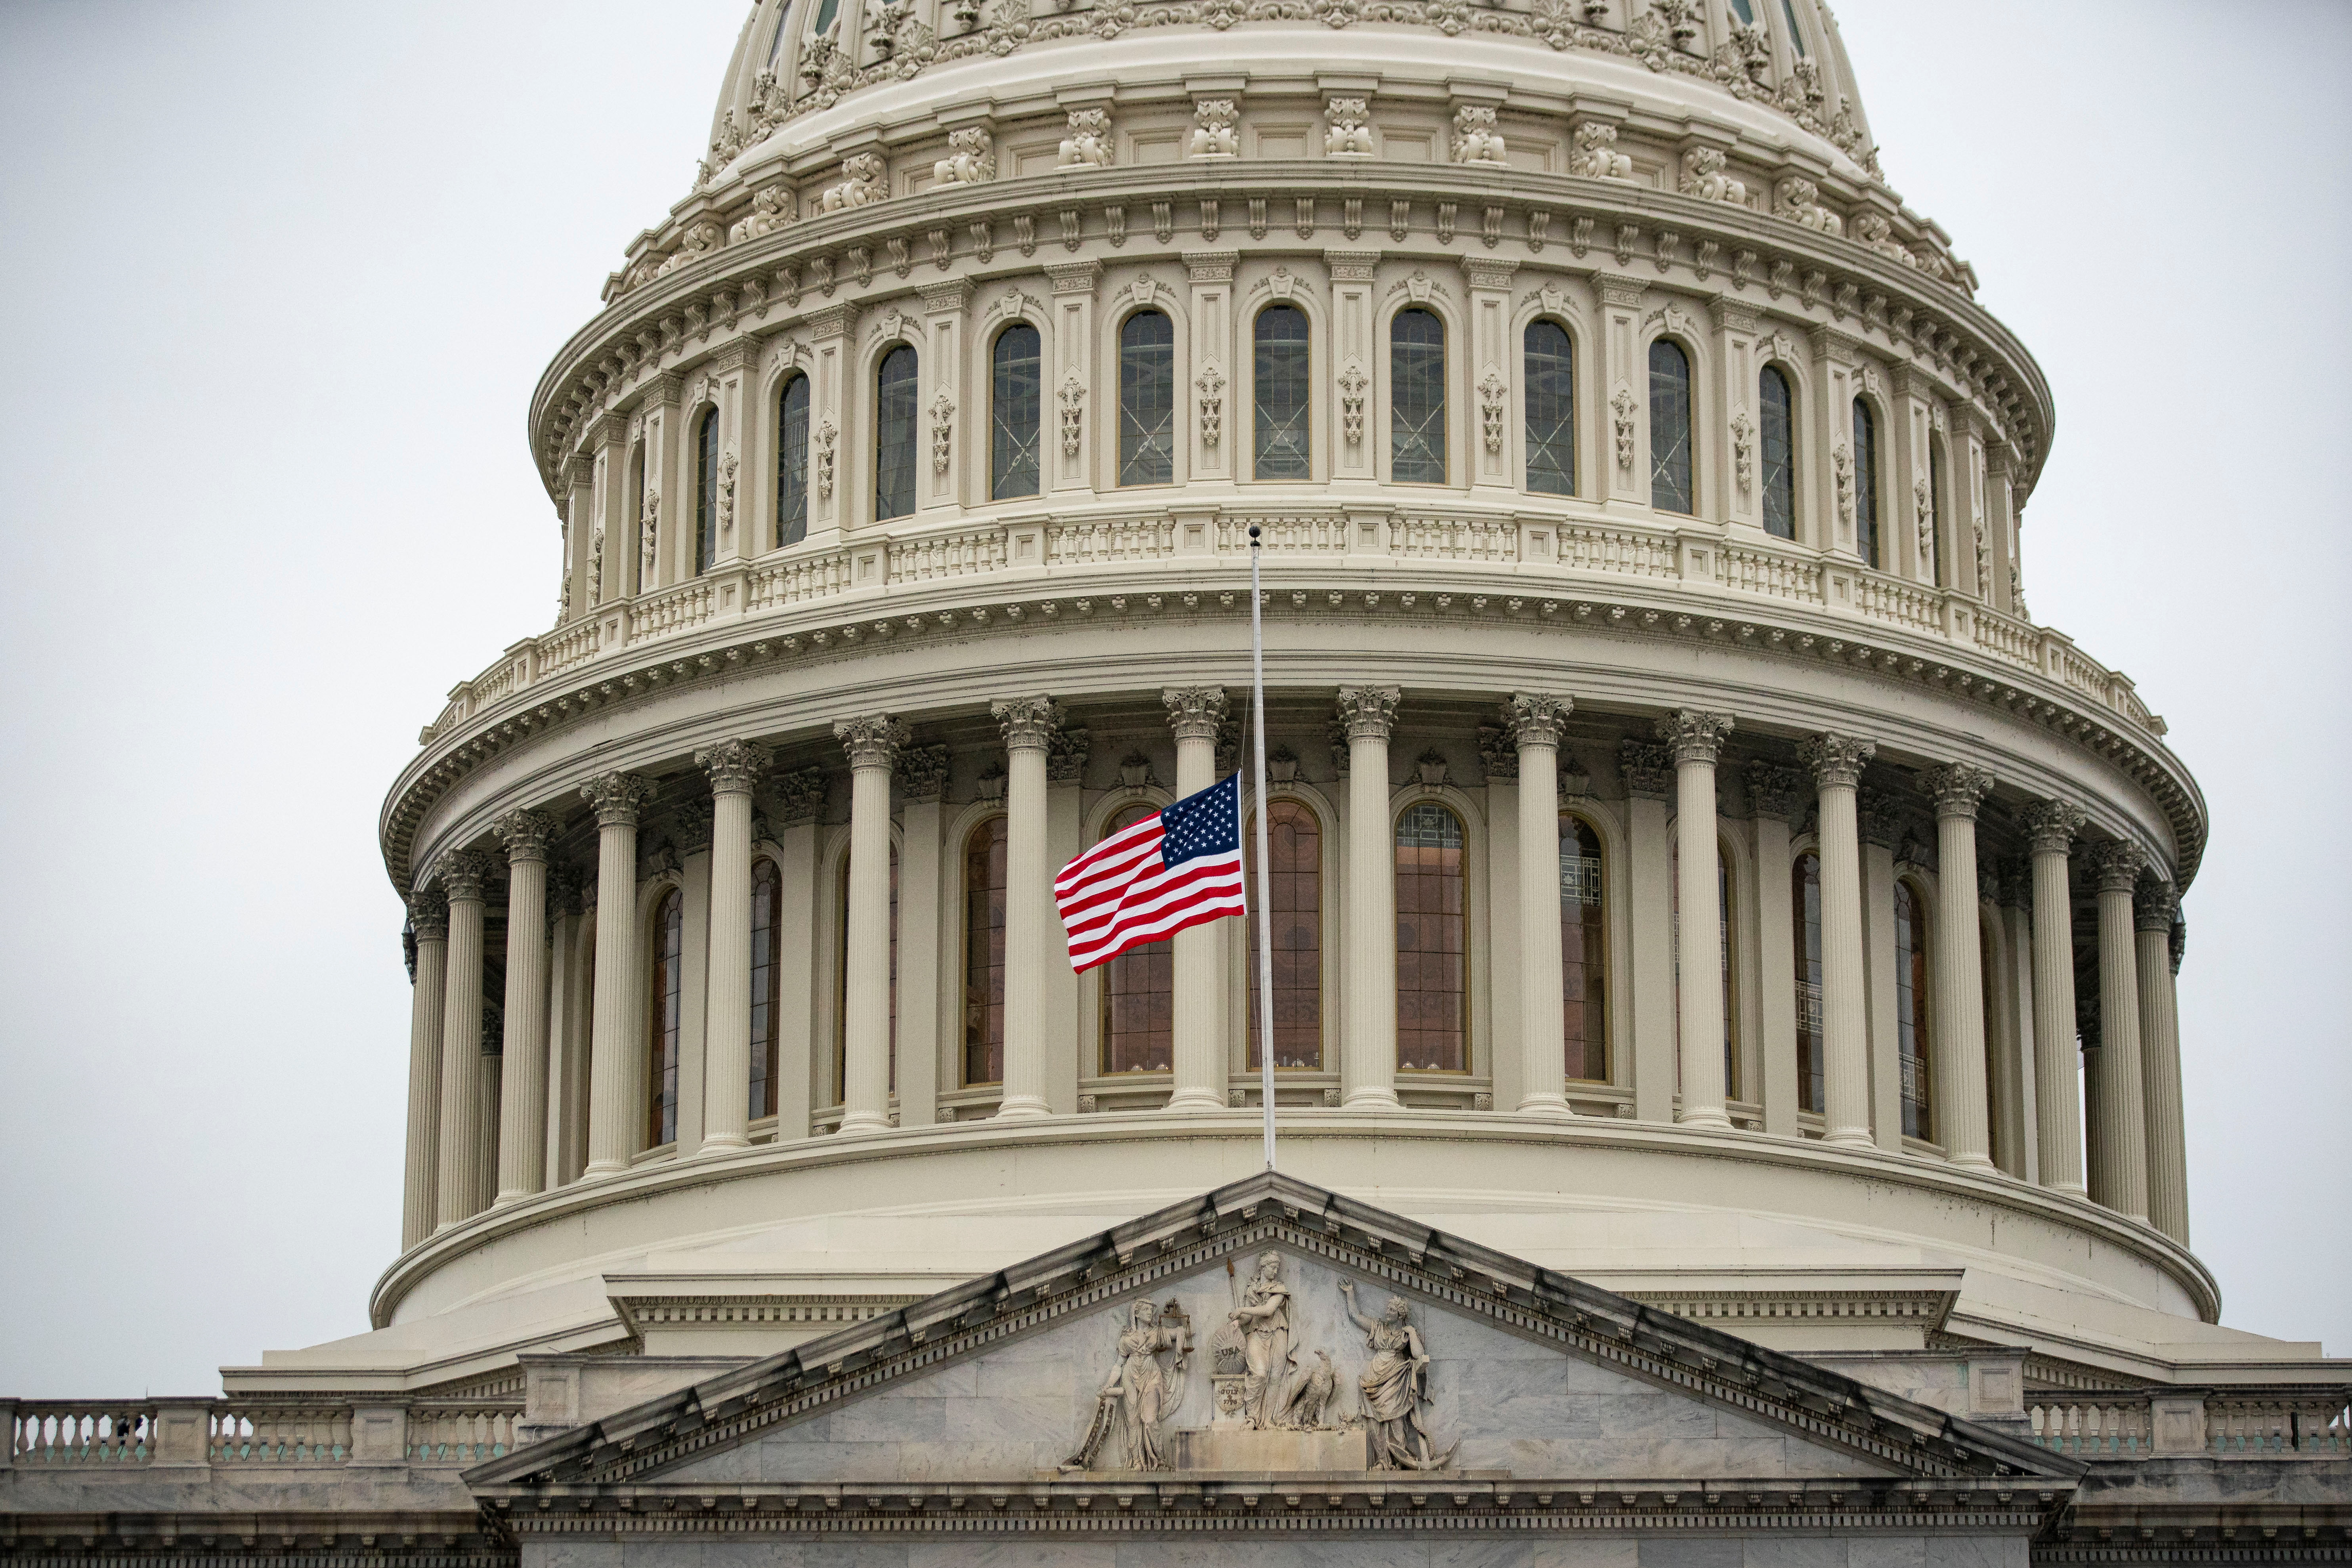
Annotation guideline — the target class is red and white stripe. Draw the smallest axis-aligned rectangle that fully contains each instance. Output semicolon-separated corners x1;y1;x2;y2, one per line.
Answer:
1055;810;1246;972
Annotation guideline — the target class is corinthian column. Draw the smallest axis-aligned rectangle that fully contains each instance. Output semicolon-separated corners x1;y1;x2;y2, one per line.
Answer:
1510;694;1574;1115
990;697;1056;1118
697;739;771;1152
1799;733;1876;1149
492;810;556;1203
1661;710;1735;1130
2136;878;2188;1243
2023;798;2088;1196
434;849;497;1229
1337;686;1402;1110
401;892;448;1250
1923;764;1996;1170
835;717;906;1133
2085;839;2150;1221
581;772;655;1175
1162;687;1230;1112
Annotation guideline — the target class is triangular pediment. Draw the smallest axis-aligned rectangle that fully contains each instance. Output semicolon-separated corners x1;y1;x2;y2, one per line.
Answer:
468;1173;2073;1497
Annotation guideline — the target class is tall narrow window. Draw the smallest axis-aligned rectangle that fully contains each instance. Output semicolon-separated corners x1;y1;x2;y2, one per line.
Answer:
694;407;720;575
776;373;810;548
1793;850;1823;1114
647;887;683;1148
1852;397;1880;567
834;846;900;1103
963;817;1009;1085
1118;310;1175;486
1562;814;1608;1082
875;345;919;521
1395;802;1467;1071
1246;800;1323;1070
1928;439;1947;586
1253;306;1311;480
1390;308;1447;484
765;0;794;65
1524;320;1576;496
1760;366;1796;540
631;447;647;591
1778;0;1807;52
749;858;781;1120
990;323;1041;500
1671;837;1738;1100
812;0;840;36
1980;928;2000;1169
1728;0;1754;20
1100;803;1175;1073
1649;339;1693;514
1896;881;1932;1139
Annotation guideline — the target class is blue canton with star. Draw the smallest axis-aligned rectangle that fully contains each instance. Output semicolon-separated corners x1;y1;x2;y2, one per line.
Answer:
1159;773;1241;867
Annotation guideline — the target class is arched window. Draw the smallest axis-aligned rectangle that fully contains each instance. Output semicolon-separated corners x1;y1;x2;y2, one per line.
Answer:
1395;802;1467;1071
1246;799;1322;1069
1649;338;1693;514
1896;880;1932;1139
963;817;1009;1085
1099;802;1174;1072
1524;319;1576;496
749;858;782;1120
1928;438;1947;587
647;887;683;1148
1118;310;1176;486
834;845;899;1103
1852;396;1880;567
694;407;720;575
875;345;919;521
990;323;1041;500
1561;814;1608;1082
1253;306;1311;480
1760;366;1796;540
776;373;810;549
1672;835;1738;1099
1792;850;1823;1113
1390;308;1447;484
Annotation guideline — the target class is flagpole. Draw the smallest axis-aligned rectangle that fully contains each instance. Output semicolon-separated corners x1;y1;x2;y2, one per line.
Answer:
1248;523;1276;1171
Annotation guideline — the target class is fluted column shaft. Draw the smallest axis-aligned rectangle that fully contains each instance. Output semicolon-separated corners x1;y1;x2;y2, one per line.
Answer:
697;740;770;1152
493;812;555;1203
1925;765;1996;1169
2136;881;2189;1244
401;894;448;1250
583;772;654;1175
2024;800;2088;1196
1664;711;1735;1130
1511;695;1574;1115
1339;687;1402;1110
992;698;1055;1118
1801;735;1875;1149
434;851;494;1230
2086;841;2150;1220
1163;688;1229;1112
837;718;906;1132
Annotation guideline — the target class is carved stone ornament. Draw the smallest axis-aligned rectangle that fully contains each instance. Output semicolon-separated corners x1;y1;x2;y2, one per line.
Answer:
1567;119;1634;180
1188;98;1239;159
835;714;909;769
819;153;887;213
895;743;951;802
493;807;558;864
1335;685;1400;741
2135;875;2180;934
1196;363;1225;448
727;183;795;244
1063;1299;1191;1471
1797;733;1875;791
1657;709;1735;766
1774;176;1844;237
2022;797;2088;857
640;491;659;581
770;765;828;827
406;888;449;943
1507;692;1572;749
1678;146;1746;204
1338;361;1368;446
1914;476;1934;569
1610;385;1638;471
1745;760;1806;823
1730;407;1755;493
1047;722;1091;784
2087;837;2147;895
1162;685;1229;742
1921;761;1994;819
1057;107;1115;169
992;693;1061;751
930;125;995;187
1477;368;1507;454
580;771;658;829
1618;739;1674;799
929;391;955;475
1338;1280;1459;1471
696;737;772;796
1449;104;1507;165
1058;373;1086;457
718;451;738;539
1476;725;1517;781
1323;96;1374;157
815;418;838;500
1832;442;1856;531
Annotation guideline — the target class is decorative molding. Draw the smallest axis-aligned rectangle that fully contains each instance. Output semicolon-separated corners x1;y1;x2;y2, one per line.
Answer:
1335;684;1400;741
1921;762;1993;820
580;771;657;829
1657;709;1735;766
696;738;772;796
1618;739;1674;800
2022;798;2088;858
1058;107;1115;169
992;693;1061;751
1798;733;1874;792
834;714;909;769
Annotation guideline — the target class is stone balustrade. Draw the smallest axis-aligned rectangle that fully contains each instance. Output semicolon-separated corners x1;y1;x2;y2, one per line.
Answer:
4;1399;520;1471
2026;1389;2352;1459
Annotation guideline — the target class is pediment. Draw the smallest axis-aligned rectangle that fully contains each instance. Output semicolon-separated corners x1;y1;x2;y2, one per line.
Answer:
468;1173;2072;1498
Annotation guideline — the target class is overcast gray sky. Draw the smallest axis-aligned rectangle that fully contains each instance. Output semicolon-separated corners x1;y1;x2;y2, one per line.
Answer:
0;2;2344;1398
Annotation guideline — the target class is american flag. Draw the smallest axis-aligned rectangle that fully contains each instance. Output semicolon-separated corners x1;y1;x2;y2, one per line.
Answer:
1056;773;1246;972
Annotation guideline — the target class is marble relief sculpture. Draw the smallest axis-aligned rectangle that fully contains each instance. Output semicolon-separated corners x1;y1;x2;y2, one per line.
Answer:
1066;1298;1191;1470
1339;1280;1458;1471
1227;1249;1294;1428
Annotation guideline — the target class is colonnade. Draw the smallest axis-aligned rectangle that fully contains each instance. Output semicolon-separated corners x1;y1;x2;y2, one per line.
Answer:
396;689;2193;1255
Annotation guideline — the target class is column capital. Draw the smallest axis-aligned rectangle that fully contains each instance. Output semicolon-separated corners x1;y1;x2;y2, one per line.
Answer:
695;737;772;796
1744;760;1805;823
769;764;829;826
494;808;559;864
407;889;449;942
1618;739;1674;800
581;771;657;828
545;863;584;921
1798;732;1875;791
897;742;951;802
990;695;1060;752
669;800;716;857
1048;723;1091;784
2022;798;2089;856
432;848;497;903
2087;838;2147;895
1657;709;1734;766
1922;762;1995;820
1996;855;2034;908
1476;723;1518;781
1336;685;1401;741
836;714;910;769
2135;874;2179;933
1856;787;1902;851
1507;693;1572;749
1162;686;1229;744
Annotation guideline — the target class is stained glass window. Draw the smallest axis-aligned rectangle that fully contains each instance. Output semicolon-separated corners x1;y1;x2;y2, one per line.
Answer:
1760;365;1796;540
749;859;781;1120
1101;803;1174;1072
1525;319;1576;496
1853;397;1880;567
1793;850;1824;1113
1395;802;1467;1071
1246;800;1322;1070
963;817;1008;1086
991;323;1041;500
647;887;683;1148
1562;814;1608;1082
1897;880;1933;1139
1253;306;1311;481
695;407;720;574
1390;308;1447;484
875;344;918;521
776;373;809;548
1650;338;1693;514
1118;310;1175;486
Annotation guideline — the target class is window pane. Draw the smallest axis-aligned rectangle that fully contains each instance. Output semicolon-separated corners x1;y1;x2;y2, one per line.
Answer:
833;846;900;1102
695;408;720;574
1562;815;1608;1082
1793;851;1823;1113
648;889;683;1148
749;859;781;1120
1779;0;1806;53
1097;802;1175;1072
1760;366;1795;540
1395;802;1466;1071
1246;800;1322;1070
875;344;919;521
991;324;1041;500
1928;440;1946;586
1119;310;1175;487
1852;397;1879;567
1390;308;1447;484
777;375;810;548
963;817;1009;1085
1253;306;1311;481
1525;320;1576;496
1897;882;1932;1139
1728;0;1754;20
1649;338;1693;514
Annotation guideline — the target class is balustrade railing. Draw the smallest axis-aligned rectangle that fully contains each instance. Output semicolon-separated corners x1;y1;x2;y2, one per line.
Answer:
209;1406;352;1464
10;1404;157;1465
2029;1396;2151;1455
2026;1390;2352;1458
406;1406;518;1465
6;1397;520;1470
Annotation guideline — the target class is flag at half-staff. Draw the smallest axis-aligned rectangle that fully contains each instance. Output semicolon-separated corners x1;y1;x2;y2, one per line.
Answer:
1056;773;1246;972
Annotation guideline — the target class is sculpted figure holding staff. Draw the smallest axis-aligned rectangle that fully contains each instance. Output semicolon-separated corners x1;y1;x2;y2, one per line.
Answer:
1228;1250;1295;1429
1338;1280;1457;1471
